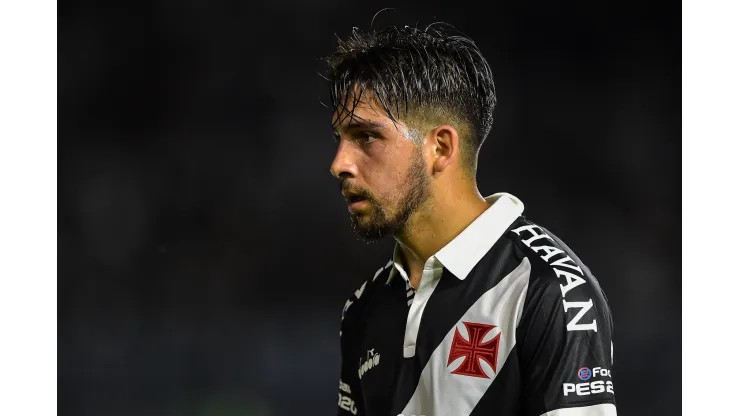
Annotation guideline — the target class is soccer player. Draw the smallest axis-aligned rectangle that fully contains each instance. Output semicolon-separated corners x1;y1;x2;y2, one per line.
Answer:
327;24;616;416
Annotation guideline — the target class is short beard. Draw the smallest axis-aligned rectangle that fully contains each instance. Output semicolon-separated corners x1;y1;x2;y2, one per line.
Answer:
349;148;432;242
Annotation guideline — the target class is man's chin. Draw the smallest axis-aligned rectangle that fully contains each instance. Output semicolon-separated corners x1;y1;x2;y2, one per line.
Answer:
350;217;389;242
353;228;388;242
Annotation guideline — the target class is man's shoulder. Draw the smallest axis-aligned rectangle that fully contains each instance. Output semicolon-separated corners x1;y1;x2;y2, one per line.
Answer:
505;217;608;306
339;259;394;334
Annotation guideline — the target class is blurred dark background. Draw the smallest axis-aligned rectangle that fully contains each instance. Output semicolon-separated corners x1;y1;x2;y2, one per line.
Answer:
58;1;680;415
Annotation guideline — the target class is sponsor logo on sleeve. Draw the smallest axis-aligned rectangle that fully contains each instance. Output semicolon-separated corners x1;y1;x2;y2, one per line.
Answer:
563;366;614;397
577;367;592;381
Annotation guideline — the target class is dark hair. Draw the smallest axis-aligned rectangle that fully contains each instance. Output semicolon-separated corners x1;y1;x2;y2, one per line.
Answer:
324;23;497;173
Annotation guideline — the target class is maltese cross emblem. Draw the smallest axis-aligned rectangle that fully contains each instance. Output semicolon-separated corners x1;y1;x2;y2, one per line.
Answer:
447;321;501;379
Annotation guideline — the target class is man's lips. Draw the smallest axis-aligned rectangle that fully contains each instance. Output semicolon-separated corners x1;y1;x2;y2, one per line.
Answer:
342;191;369;212
344;194;365;203
347;198;370;213
342;189;366;202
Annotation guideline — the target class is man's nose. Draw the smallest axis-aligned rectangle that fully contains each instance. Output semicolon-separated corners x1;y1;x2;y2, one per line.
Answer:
330;141;358;179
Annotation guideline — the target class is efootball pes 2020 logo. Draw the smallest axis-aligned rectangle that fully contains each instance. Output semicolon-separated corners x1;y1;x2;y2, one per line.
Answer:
447;321;501;379
563;366;614;397
578;367;592;380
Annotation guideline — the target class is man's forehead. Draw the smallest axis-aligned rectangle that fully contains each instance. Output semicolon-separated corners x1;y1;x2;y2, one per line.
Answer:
332;100;395;132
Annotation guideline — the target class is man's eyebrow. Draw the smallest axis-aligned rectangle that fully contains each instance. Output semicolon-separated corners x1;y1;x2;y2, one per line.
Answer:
334;119;388;133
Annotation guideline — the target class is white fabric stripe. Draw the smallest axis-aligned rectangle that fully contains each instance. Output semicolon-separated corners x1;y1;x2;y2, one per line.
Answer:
541;403;617;416
400;258;532;416
403;258;444;358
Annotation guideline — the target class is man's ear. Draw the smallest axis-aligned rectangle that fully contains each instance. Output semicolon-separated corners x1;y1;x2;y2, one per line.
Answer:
430;125;460;174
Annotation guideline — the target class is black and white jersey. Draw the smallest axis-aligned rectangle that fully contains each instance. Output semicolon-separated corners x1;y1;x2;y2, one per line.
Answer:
336;193;616;416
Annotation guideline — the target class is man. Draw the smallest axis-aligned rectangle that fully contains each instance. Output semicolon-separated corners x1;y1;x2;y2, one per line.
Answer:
327;24;616;416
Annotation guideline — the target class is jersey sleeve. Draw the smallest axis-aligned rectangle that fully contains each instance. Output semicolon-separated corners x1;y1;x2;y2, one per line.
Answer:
336;297;364;416
516;267;617;416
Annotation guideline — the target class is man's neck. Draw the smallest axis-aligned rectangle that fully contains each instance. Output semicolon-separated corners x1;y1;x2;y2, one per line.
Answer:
394;188;490;288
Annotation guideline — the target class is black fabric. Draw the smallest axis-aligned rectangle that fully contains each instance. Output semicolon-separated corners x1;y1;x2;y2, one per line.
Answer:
512;220;616;415
337;217;616;416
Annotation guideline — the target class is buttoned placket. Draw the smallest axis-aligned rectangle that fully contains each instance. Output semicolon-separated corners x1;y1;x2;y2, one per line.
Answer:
402;256;444;358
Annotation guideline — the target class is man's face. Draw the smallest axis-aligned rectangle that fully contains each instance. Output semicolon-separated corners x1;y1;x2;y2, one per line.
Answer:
330;98;432;241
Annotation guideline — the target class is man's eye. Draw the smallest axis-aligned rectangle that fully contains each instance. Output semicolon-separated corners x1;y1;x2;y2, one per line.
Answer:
358;132;377;143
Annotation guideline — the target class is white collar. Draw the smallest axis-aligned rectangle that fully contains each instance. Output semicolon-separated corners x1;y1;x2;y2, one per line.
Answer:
387;192;524;283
